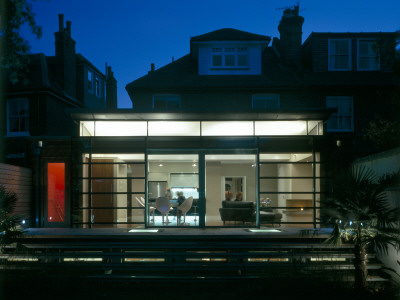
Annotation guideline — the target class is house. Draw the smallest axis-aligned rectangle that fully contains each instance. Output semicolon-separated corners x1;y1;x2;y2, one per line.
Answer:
7;7;399;229
2;14;117;227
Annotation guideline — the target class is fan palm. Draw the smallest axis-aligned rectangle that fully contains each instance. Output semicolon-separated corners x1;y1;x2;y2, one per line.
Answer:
0;185;24;251
323;166;400;292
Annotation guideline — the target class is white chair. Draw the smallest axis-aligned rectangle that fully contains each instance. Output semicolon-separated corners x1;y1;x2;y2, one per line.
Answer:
136;197;144;207
155;197;172;224
136;197;155;223
146;197;156;223
177;196;193;225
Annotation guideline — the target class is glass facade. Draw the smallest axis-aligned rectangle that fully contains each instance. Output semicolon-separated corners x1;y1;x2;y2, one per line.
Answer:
259;153;322;228
73;153;146;228
69;118;328;229
70;146;325;229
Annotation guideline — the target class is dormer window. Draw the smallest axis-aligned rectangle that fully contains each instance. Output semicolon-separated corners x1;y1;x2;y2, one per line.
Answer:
328;39;351;71
212;47;249;69
358;39;379;71
88;70;94;92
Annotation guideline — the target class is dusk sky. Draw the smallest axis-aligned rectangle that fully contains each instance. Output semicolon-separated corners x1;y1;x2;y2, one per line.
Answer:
22;0;400;108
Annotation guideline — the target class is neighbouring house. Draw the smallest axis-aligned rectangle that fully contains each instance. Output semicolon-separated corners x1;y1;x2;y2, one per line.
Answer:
2;14;117;227
6;7;399;229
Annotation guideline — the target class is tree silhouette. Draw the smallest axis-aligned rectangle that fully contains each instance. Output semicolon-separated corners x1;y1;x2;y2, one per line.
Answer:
0;0;42;84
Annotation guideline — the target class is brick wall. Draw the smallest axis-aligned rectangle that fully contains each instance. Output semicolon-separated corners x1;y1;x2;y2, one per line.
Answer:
0;163;32;225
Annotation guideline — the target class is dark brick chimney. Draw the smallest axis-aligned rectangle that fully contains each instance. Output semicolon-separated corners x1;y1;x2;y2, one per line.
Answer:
54;14;76;98
106;66;118;108
278;5;304;70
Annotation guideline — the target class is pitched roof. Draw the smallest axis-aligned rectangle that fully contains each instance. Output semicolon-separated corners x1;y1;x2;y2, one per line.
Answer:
304;72;400;87
303;32;396;47
190;28;270;42
6;53;53;92
126;48;301;93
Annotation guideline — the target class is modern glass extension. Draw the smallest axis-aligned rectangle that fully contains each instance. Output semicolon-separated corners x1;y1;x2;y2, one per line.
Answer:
69;112;330;229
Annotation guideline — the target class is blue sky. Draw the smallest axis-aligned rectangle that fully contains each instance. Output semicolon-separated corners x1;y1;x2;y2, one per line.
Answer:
22;0;400;108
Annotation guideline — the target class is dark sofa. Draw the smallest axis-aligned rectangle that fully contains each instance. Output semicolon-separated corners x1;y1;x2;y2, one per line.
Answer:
219;201;282;226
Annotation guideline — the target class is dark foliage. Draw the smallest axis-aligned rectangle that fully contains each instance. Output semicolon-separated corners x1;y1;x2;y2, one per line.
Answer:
0;185;24;250
0;0;42;84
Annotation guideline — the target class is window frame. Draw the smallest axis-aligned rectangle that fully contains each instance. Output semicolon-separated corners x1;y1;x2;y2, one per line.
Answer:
326;96;354;132
357;39;380;71
328;39;351;71
6;98;30;137
211;47;249;69
95;76;101;97
252;94;280;110
88;70;94;93
152;94;181;110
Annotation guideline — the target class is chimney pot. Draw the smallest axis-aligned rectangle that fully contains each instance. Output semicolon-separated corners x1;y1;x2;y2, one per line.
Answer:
151;63;155;72
66;21;71;37
58;14;64;32
107;66;113;77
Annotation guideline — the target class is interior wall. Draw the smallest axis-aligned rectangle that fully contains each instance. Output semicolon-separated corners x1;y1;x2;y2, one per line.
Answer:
260;164;278;205
205;162;222;222
115;162;127;226
221;163;256;201
205;161;256;223
148;162;198;190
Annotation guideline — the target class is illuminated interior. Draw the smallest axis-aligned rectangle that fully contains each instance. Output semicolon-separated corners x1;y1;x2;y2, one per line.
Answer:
47;163;65;222
80;120;323;137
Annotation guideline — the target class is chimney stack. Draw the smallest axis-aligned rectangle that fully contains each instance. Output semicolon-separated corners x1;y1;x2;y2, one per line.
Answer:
58;14;64;32
148;63;155;74
106;66;118;109
277;5;304;70
66;21;71;37
55;14;76;98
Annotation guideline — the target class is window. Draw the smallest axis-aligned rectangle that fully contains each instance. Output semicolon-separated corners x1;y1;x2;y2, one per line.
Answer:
7;98;29;136
252;94;280;110
358;39;379;71
328;39;351;71
88;70;94;92
95;76;101;97
212;48;249;68
326;96;353;131
153;95;181;110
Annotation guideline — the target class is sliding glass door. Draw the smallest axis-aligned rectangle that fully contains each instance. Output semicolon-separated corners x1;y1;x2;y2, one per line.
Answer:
205;154;257;227
147;154;199;227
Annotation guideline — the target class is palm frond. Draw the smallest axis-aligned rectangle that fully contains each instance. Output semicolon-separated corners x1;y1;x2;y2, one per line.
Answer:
0;185;24;251
0;185;18;214
324;165;400;254
324;223;343;246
